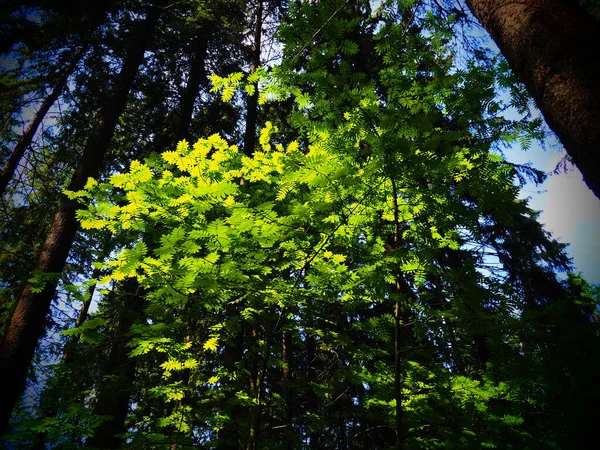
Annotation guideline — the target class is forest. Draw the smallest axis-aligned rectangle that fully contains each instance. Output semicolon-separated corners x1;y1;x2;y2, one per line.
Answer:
1;0;600;448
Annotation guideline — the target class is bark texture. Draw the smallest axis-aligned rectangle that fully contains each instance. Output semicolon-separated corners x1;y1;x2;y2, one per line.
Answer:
0;4;162;434
466;0;600;199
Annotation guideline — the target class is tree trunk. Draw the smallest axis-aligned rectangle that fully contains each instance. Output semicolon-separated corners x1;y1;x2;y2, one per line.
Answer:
306;333;320;450
465;0;600;199
393;297;404;449
0;48;84;197
146;26;211;158
220;4;266;445
246;325;260;450
219;301;244;449
174;29;211;144
245;315;272;450
0;3;163;434
242;0;263;157
282;330;292;427
389;177;416;449
84;279;145;449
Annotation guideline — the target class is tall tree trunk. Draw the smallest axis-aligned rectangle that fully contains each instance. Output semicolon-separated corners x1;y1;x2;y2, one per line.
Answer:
465;0;600;199
246;325;260;450
0;3;163;434
243;4;265;441
84;279;145;449
242;0;263;157
219;302;244;450
219;3;265;445
393;296;404;449
0;48;84;197
174;29;211;144
306;332;320;450
281;330;292;427
245;315;272;450
147;27;211;158
389;177;416;449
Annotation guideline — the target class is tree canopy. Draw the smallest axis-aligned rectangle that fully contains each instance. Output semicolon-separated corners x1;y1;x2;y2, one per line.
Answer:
1;0;599;449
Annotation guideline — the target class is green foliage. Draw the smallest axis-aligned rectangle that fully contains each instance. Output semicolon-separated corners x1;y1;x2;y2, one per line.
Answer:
5;1;599;449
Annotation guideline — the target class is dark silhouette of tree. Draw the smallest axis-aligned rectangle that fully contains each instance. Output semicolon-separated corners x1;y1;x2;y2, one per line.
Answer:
0;48;84;197
0;1;164;433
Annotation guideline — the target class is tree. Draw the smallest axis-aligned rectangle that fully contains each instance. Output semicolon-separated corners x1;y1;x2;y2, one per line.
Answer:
465;0;600;199
0;1;120;337
8;1;264;446
83;279;145;449
0;0;165;433
2;1;599;448
0;47;84;197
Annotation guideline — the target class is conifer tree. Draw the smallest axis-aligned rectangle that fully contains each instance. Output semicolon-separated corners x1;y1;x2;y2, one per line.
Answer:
0;0;165;432
1;1;599;448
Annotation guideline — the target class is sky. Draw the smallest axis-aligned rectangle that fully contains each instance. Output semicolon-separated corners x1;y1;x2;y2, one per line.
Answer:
505;137;600;284
447;0;600;286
